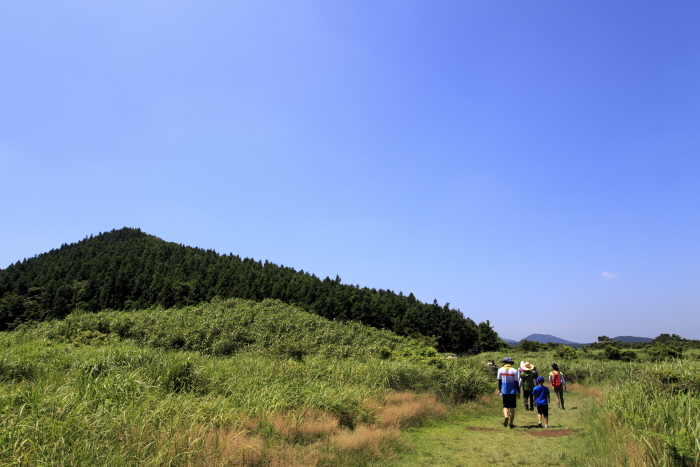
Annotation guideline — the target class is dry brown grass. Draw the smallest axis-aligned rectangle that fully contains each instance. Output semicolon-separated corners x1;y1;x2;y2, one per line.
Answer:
156;425;265;467
376;391;447;428
218;430;265;466
331;424;402;455
270;410;340;442
265;443;324;467
149;391;446;466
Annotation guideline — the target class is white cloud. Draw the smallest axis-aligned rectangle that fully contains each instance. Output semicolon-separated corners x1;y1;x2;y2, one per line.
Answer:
601;271;617;279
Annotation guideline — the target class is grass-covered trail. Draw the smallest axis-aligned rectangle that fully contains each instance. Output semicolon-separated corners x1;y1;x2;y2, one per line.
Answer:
388;383;600;467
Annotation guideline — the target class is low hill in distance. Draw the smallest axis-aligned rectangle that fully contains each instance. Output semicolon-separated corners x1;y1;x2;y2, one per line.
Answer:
521;334;582;346
503;334;585;348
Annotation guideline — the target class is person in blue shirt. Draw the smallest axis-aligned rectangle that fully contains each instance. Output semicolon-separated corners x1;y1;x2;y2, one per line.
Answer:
532;376;550;428
496;357;520;428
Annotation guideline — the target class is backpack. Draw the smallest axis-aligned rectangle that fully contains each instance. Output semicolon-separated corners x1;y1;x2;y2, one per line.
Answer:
551;371;562;388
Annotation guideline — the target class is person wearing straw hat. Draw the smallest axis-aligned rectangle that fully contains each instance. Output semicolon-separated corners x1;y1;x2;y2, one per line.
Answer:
519;362;536;411
497;357;520;428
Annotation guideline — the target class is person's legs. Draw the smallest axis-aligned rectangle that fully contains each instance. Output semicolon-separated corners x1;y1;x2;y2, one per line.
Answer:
541;405;549;427
558;387;565;409
502;395;516;427
527;391;534;410
554;387;564;409
559;388;565;410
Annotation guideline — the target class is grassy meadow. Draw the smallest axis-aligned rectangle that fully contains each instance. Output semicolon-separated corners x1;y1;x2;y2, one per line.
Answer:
1;299;698;466
0;298;490;466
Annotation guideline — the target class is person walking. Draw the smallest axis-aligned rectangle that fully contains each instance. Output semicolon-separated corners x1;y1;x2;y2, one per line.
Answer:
487;360;498;379
497;357;520;428
519;362;536;411
532;376;550;427
548;363;566;410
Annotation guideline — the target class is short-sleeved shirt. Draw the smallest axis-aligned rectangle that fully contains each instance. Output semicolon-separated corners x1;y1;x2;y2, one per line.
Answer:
497;365;520;395
533;385;550;406
548;371;566;387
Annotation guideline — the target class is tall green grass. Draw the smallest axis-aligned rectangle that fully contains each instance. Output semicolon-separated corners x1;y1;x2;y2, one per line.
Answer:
0;299;492;466
576;360;700;467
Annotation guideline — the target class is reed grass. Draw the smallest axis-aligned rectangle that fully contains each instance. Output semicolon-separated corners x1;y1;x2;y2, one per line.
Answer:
0;299;476;466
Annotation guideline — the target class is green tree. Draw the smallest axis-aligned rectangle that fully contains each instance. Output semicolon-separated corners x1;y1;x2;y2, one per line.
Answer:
475;320;505;352
519;340;541;352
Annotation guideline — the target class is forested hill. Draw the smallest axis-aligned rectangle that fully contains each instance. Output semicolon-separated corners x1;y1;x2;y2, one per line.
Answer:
0;228;499;352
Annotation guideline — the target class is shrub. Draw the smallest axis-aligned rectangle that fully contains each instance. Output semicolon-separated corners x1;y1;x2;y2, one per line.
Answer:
554;346;578;360
604;345;622;361
645;344;683;361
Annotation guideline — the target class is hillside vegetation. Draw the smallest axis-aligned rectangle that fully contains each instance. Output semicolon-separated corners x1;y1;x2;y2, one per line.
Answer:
0;228;501;352
0;299;493;466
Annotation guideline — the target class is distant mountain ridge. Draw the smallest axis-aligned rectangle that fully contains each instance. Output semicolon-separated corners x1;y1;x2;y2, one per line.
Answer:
521;334;581;346
503;334;654;346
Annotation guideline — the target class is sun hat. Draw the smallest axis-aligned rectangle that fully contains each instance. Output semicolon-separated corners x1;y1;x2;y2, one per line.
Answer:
503;357;514;364
521;362;534;370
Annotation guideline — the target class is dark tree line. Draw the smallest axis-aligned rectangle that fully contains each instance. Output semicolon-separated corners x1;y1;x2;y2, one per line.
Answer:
0;228;493;352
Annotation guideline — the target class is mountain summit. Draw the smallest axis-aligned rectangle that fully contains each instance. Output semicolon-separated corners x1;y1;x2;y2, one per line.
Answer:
0;227;489;352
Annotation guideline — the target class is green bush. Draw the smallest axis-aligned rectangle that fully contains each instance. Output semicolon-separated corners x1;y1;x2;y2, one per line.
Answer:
619;349;638;362
554;345;578;360
604;344;622;360
645;344;683;361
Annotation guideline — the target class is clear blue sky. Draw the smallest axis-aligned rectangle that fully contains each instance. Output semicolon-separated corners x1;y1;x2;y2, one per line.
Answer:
2;2;699;342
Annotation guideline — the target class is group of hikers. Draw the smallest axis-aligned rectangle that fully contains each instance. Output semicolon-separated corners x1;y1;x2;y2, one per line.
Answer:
487;357;566;428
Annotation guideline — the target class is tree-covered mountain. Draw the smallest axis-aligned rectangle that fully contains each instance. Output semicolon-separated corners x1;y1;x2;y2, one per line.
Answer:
0;227;494;352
